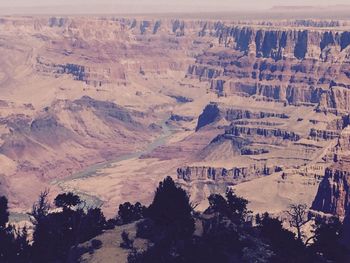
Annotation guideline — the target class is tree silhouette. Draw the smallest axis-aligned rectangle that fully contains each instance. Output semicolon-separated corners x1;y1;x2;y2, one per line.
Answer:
30;191;106;262
0;196;9;229
120;231;134;249
286;203;310;242
29;190;50;224
226;190;250;224
0;181;348;262
118;202;145;225
131;177;195;262
79;207;106;242
207;193;227;217
205;190;250;229
54;192;81;210
257;212;312;263
146;176;195;240
196;191;265;263
0;196;30;263
310;217;347;262
30;190;58;262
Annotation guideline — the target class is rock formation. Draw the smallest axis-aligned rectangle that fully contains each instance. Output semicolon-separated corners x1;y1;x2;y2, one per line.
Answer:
311;165;350;218
311;127;350;218
195;102;289;131
177;164;281;183
187;25;350;114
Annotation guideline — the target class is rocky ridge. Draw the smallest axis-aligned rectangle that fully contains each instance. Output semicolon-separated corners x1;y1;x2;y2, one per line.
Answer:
187;25;350;114
311;126;350;218
177;164;281;183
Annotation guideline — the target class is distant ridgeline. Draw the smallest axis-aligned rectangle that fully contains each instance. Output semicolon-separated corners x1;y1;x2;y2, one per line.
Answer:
21;16;350;109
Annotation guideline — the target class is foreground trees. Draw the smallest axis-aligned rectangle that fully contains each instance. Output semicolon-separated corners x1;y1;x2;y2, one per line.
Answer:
146;176;195;239
1;176;350;262
0;196;30;262
117;202;145;225
257;212;312;263
310;217;348;262
126;178;303;262
128;176;195;262
0;190;110;262
122;177;350;263
286;203;311;242
30;191;106;262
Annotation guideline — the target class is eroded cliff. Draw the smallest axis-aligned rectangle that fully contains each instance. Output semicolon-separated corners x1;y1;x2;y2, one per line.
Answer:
311;127;350;218
188;25;350;114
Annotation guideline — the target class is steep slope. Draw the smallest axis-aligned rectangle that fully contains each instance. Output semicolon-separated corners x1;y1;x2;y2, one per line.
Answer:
187;25;350;113
0;96;158;210
311;127;350;219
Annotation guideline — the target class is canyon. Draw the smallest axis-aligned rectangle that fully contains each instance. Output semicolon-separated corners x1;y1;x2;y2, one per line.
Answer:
0;15;350;223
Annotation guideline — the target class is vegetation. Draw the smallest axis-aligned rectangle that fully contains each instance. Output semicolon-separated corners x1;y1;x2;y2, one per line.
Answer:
117;202;146;225
124;177;350;263
0;176;350;262
0;196;30;262
30;190;106;262
286;203;310;242
310;217;348;262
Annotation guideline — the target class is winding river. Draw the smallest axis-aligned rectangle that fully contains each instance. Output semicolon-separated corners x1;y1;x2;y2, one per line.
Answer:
52;116;175;208
10;116;175;222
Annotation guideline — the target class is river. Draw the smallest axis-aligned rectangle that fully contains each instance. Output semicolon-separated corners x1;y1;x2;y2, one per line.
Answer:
10;116;175;222
52;116;175;209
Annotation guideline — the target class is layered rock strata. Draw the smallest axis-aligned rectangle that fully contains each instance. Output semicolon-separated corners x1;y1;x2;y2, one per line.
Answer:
188;25;350;113
177;164;281;183
311;127;350;218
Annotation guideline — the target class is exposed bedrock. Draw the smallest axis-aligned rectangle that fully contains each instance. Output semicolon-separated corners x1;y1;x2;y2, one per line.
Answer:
32;17;223;87
215;26;350;60
29;18;350;113
321;86;350;113
311;166;350;218
35;58;127;87
196;124;306;164
309;128;340;141
177;164;281;183
73;96;137;124
196;103;221;131
240;147;269;155
224;125;300;141
187;26;350;111
169;114;194;122
311;127;350;218
195;102;289;131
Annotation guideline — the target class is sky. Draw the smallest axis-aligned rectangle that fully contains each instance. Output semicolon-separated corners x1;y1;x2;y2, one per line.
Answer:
0;0;349;14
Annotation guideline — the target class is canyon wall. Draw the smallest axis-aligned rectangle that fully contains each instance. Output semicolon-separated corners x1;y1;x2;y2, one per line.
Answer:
187;25;350;114
311;127;350;218
196;102;289;131
177;164;281;183
3;16;220;88
311;165;350;218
